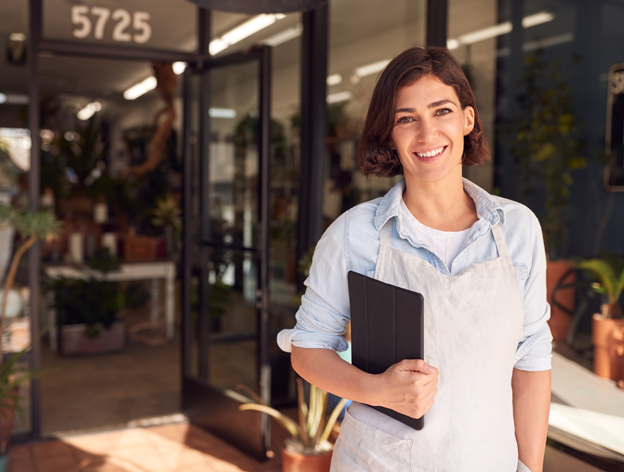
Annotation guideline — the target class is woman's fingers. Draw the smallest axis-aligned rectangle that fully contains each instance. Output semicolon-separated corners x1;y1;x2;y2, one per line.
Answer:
376;359;439;418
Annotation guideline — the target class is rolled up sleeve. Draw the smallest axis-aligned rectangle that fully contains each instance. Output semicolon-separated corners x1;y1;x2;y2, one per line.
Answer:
277;212;351;353
514;212;553;371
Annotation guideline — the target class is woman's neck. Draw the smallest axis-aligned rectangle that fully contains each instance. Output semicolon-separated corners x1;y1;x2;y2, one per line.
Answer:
402;175;478;232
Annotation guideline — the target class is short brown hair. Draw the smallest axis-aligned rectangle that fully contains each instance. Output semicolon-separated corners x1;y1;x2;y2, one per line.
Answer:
357;46;490;177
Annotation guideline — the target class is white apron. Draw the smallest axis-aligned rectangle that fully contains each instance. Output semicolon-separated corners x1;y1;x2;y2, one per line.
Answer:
331;219;531;472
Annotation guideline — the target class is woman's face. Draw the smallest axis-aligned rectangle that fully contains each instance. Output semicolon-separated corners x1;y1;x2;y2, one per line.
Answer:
390;75;475;185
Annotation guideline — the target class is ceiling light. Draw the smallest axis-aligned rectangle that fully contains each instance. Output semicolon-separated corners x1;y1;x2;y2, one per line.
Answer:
123;76;157;100
327;91;352;104
262;24;302;47
522;11;555;28
210;14;286;55
0;94;29;105
173;62;187;75
327;74;342;86
355;59;391;78
77;102;102;121
209;108;237;119
447;11;555;49
9;32;26;42
458;22;512;45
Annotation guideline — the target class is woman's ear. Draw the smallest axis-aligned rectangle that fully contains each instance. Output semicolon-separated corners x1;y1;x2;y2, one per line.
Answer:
463;106;475;136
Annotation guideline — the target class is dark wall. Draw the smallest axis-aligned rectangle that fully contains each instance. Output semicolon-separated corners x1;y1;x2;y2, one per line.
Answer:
495;0;624;258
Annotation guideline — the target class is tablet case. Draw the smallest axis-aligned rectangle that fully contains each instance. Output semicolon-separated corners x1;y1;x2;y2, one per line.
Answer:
347;270;425;430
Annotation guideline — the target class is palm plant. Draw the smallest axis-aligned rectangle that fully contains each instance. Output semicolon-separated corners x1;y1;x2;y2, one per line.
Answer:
0;205;62;358
239;379;348;453
576;258;624;319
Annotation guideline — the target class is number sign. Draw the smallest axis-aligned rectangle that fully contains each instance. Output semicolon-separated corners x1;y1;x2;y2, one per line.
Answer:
42;0;197;52
71;6;152;44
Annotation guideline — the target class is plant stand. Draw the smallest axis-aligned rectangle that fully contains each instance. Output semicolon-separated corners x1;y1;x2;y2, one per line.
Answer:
593;314;624;381
59;321;125;356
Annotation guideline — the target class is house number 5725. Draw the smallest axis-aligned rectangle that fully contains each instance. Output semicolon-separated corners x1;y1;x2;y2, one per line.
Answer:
71;5;152;44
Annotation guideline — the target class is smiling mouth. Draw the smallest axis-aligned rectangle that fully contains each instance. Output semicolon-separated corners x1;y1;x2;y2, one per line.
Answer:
414;146;446;158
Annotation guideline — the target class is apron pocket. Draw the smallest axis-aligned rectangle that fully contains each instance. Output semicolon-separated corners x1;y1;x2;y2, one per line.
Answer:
331;410;412;472
517;459;531;472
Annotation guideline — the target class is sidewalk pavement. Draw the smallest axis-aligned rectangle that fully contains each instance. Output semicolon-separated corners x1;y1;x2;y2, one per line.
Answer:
9;422;283;472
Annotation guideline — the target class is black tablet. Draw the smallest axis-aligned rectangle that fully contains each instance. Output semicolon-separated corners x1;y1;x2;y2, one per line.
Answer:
347;270;425;430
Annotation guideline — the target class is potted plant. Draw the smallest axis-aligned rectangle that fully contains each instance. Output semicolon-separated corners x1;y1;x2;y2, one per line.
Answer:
44;249;127;356
239;379;348;472
0;205;60;470
509;50;587;341
576;258;624;381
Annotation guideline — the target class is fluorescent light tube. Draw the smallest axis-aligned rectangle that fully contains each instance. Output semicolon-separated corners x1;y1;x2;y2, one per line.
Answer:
327;74;342;86
327;91;352;104
458;22;512;45
209;108;237;119
210;14;286;55
522;11;555;28
355;59;391;78
447;11;555;49
77;102;102;121
262;24;302;47
123;76;157;100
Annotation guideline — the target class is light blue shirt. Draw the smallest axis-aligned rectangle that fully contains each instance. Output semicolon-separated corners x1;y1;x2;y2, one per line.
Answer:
278;178;553;371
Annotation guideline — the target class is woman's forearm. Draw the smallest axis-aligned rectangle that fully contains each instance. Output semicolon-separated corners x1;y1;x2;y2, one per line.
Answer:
512;369;551;472
291;346;379;405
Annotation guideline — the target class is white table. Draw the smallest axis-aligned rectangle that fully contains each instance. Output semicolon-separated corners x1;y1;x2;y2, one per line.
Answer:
44;261;176;351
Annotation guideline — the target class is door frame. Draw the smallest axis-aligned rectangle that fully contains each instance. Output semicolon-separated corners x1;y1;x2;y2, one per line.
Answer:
181;45;272;461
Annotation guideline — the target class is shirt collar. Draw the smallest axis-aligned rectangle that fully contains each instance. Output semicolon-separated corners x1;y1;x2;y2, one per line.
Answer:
373;178;506;231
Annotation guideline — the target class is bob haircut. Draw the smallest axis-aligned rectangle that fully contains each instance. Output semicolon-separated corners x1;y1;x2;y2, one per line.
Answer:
357;46;490;177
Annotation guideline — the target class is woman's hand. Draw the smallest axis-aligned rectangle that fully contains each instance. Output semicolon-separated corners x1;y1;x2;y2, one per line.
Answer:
372;359;439;419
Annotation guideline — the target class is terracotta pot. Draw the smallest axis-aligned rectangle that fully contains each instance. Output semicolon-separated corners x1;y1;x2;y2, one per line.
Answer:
281;448;332;472
546;260;575;341
592;314;624;380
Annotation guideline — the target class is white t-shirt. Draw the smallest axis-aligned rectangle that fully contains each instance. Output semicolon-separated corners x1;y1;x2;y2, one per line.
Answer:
400;199;471;272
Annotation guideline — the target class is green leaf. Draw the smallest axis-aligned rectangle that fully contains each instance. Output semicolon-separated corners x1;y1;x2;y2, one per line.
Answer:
534;143;556;162
239;404;301;440
576;259;617;301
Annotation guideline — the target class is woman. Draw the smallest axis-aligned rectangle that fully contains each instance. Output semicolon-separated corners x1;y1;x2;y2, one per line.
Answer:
277;47;552;472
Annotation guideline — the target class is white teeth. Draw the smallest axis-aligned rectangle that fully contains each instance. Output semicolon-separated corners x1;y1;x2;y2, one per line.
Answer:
417;147;443;158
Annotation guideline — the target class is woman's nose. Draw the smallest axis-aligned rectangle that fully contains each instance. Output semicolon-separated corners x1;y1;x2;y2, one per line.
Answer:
417;118;437;143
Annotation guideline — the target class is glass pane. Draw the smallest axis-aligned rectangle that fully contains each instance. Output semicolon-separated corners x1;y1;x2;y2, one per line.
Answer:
207;249;257;391
207;61;259;249
43;0;197;52
325;0;427;223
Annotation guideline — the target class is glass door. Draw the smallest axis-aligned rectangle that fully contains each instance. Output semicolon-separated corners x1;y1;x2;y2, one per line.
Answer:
181;46;271;461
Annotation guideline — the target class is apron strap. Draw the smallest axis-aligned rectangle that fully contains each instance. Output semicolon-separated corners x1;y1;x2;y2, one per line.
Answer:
491;224;510;258
379;218;394;247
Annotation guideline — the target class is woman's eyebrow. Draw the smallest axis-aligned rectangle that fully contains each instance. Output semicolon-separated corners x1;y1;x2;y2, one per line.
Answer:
428;99;456;109
394;99;458;114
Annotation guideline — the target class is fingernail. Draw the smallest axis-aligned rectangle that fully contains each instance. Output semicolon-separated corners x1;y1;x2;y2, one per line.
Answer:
425;365;434;373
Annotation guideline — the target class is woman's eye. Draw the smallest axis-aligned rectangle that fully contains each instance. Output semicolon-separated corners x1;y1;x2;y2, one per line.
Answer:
396;116;414;124
435;108;452;116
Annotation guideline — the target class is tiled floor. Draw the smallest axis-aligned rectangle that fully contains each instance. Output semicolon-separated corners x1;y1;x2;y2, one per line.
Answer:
9;422;283;472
